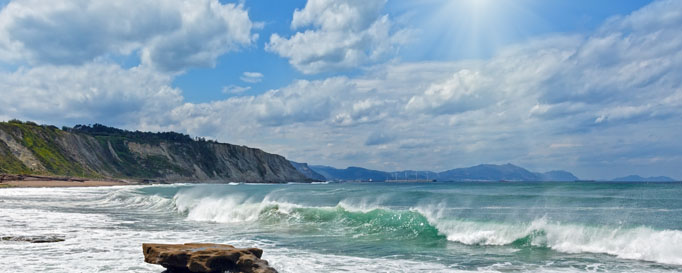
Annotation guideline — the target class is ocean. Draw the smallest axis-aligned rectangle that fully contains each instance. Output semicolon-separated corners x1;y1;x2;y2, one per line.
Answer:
1;182;682;272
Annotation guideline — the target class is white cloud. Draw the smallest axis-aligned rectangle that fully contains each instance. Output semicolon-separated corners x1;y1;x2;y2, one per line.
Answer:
0;63;182;127
0;0;256;72
1;0;682;179
222;84;251;94
405;69;492;115
291;0;384;31
140;0;257;72
180;0;682;178
240;71;263;83
266;0;405;74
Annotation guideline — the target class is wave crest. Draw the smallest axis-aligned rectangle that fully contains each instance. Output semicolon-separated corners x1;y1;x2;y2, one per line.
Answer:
99;188;175;211
420;209;682;265
170;189;682;265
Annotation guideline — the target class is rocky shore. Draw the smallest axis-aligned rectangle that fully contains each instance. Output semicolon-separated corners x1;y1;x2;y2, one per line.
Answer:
143;243;277;273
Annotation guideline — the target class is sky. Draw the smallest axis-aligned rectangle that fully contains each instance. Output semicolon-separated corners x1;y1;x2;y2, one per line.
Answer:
0;0;680;180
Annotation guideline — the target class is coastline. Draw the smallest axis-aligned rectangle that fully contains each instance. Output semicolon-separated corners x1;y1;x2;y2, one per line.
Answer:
0;179;138;188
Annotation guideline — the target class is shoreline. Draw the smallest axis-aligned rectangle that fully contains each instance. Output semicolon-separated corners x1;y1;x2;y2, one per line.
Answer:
0;179;138;188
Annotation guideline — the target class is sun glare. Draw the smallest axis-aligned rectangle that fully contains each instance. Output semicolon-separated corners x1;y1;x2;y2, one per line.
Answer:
467;0;492;14
399;0;544;60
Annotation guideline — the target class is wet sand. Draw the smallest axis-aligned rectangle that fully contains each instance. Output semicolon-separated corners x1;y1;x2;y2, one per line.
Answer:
0;179;136;188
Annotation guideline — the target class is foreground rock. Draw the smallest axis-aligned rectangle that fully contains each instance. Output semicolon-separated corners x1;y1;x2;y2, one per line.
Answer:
143;243;277;273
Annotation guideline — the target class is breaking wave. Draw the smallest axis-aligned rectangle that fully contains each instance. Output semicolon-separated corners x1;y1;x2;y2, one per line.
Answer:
99;187;176;211
424;214;682;265
110;187;682;266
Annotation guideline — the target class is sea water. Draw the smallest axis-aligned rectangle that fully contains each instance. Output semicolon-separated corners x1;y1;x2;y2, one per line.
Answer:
1;182;682;272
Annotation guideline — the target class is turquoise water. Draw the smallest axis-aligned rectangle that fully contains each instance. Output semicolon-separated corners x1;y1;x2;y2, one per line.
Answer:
2;182;682;272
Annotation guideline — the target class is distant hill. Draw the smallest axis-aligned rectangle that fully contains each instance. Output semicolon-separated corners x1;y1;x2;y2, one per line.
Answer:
612;175;676;182
309;165;391;181
534;170;579;182
0;120;309;183
309;163;579;182
289;161;326;181
439;163;537;181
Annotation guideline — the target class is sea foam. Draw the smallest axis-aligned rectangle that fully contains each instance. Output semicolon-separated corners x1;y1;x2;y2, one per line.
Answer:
171;188;682;265
415;204;682;265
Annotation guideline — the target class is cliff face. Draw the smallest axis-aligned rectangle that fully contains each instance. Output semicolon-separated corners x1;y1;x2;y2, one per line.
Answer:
0;121;309;183
289;161;326;181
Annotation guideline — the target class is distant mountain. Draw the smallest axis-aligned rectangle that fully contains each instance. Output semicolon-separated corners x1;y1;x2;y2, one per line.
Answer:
289;161;326;181
534;170;579;182
309;165;391;181
612;175;676;182
309;163;580;182
439;163;538;181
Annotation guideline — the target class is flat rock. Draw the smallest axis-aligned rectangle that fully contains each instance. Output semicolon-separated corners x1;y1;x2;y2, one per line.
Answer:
143;243;277;273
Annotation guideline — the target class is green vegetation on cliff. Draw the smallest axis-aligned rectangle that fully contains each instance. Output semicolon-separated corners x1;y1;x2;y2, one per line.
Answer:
0;121;95;177
0;140;30;174
0;120;309;183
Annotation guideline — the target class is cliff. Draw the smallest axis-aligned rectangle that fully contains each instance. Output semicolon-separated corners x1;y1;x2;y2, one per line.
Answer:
289;161;326;181
0;121;309;183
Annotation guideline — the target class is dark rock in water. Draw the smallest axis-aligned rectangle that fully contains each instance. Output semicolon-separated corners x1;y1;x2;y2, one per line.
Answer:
143;243;277;273
1;235;65;243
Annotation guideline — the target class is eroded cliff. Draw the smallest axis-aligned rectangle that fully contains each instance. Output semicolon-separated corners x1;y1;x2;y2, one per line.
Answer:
0;121;309;183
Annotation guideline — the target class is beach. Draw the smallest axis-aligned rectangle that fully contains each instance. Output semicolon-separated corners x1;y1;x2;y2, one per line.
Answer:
0;176;138;188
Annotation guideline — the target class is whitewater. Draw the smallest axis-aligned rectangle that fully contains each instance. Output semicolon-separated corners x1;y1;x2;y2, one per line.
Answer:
2;182;682;272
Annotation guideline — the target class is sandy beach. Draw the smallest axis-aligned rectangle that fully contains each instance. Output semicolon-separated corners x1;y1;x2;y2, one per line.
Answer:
0;179;136;188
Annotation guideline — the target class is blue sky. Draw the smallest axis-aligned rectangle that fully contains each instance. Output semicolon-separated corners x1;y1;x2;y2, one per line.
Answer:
175;0;652;103
1;0;681;180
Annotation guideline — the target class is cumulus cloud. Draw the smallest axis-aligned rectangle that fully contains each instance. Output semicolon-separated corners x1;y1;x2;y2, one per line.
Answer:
266;0;406;74
0;0;256;72
205;0;682;177
240;71;263;83
176;78;354;129
0;63;182;127
2;0;682;179
405;69;492;115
